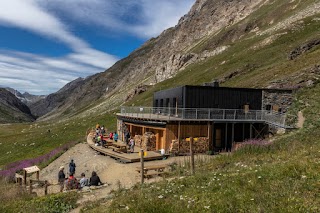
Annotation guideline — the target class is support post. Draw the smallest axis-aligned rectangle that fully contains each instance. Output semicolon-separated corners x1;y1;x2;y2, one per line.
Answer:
225;123;228;149
242;123;245;141
29;179;33;194
231;123;235;145
250;124;253;138
178;121;181;153
190;137;195;175
44;180;48;195
24;170;27;185
36;171;39;180
140;149;144;184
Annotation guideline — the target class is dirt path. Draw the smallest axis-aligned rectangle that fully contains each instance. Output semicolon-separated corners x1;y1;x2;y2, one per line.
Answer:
36;142;186;212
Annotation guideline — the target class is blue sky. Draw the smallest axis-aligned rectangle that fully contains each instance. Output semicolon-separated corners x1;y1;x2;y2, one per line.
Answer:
0;0;195;95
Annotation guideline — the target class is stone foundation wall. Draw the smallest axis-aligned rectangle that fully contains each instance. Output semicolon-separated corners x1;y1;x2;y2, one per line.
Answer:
262;89;294;113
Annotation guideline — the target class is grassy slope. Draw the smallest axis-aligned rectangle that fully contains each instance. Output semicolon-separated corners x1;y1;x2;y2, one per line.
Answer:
0;113;117;168
0;0;320;211
83;84;320;212
82;0;320;212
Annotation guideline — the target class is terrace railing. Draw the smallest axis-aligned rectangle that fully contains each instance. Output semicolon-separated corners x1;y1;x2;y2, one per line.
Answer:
119;106;290;128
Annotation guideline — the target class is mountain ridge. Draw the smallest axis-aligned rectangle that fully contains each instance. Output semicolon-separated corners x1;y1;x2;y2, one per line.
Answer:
0;88;35;123
2;0;320;122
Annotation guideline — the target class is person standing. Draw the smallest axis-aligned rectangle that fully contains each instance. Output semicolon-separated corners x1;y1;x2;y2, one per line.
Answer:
58;166;65;192
69;159;76;175
109;132;113;140
125;131;131;145
114;132;118;142
129;138;135;153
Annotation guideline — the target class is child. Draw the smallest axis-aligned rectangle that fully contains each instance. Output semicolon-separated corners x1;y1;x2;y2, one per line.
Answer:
129;138;135;153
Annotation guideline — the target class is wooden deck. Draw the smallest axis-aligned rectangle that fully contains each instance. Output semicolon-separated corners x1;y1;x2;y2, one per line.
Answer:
87;133;168;163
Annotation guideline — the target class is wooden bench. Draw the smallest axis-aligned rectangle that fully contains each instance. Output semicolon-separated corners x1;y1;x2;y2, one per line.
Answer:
136;164;167;175
143;171;164;178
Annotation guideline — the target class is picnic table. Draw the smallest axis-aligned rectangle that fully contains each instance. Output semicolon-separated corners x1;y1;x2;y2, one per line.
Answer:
102;141;113;148
112;142;127;149
136;164;167;178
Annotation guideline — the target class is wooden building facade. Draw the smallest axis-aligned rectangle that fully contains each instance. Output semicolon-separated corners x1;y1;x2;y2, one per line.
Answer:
117;85;292;153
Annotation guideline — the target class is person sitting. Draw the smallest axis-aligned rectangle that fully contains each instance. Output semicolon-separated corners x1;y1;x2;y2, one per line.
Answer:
109;132;113;140
66;173;78;190
89;171;103;186
79;173;89;188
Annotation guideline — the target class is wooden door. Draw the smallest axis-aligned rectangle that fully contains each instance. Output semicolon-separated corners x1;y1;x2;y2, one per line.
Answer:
215;129;222;148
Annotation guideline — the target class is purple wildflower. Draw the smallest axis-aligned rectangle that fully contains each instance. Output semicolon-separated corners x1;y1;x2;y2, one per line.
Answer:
0;141;77;179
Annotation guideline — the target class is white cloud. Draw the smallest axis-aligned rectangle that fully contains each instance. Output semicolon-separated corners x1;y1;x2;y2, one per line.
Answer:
0;0;118;94
0;50;107;95
0;0;195;95
37;0;195;38
0;0;87;50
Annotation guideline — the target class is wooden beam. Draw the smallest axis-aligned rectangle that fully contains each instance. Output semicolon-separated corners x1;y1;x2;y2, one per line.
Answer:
225;123;228;147
242;123;245;141
24;170;27;185
232;123;235;144
124;122;166;131
190;137;195;175
140;149;144;184
178;121;181;152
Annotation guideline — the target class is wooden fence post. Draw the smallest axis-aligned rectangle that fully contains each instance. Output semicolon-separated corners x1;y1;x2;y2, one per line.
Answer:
190;137;195;175
44;180;48;195
24;170;27;185
36;171;39;180
29;179;33;194
140;149;144;184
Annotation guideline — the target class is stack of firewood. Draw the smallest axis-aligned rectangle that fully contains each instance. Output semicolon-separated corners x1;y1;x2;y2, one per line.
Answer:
179;139;190;154
193;137;209;153
172;137;209;154
141;132;156;151
169;140;179;154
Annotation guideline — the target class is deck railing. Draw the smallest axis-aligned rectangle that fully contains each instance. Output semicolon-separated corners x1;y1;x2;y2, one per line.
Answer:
119;106;290;128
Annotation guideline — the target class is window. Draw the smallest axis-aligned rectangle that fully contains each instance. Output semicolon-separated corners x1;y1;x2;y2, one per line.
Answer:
266;104;271;111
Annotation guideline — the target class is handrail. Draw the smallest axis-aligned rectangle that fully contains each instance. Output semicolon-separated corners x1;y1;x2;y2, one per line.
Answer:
119;106;291;128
